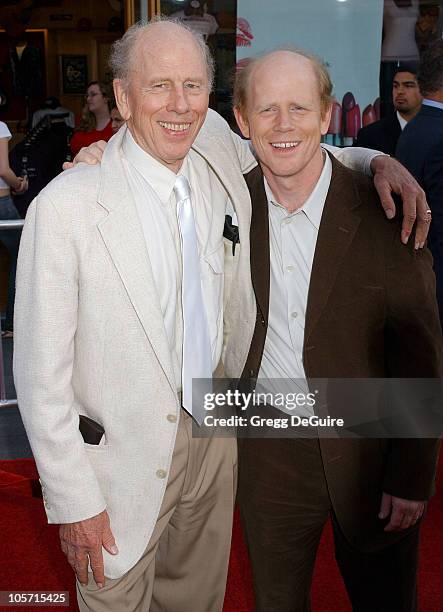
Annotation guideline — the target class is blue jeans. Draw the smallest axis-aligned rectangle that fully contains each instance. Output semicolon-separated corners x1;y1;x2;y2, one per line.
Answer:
0;195;21;331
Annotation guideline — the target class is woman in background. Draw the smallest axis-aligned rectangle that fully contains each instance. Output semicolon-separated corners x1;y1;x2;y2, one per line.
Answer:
110;105;124;133
70;81;113;157
0;120;27;338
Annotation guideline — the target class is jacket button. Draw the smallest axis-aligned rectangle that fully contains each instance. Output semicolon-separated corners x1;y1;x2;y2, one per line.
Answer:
167;414;177;423
250;369;255;377
156;469;167;479
260;317;265;326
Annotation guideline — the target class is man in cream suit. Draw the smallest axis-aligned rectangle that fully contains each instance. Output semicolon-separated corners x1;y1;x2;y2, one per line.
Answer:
14;18;431;612
14;19;256;612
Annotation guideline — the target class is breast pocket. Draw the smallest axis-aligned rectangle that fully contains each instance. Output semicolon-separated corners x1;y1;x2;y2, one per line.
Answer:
83;439;109;452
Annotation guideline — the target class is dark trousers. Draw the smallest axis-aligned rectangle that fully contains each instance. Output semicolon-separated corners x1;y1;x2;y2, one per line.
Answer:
0;195;21;331
238;436;420;612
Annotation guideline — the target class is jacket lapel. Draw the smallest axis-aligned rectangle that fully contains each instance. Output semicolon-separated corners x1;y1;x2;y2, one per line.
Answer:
304;154;361;343
96;128;177;395
244;166;270;322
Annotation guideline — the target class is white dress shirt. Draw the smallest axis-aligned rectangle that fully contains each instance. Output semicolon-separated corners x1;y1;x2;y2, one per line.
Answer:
121;129;228;390
171;10;219;40
257;154;332;416
396;111;408;131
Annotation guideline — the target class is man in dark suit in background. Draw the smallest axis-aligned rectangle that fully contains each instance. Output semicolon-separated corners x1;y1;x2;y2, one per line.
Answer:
233;49;442;612
397;41;443;324
356;64;422;155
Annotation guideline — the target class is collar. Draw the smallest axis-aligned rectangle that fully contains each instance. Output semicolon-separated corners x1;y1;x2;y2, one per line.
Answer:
396;111;408;130
422;99;443;111
121;127;180;205
263;153;332;230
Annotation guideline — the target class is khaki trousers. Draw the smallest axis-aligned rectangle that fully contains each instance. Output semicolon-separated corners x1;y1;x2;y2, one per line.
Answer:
77;409;237;612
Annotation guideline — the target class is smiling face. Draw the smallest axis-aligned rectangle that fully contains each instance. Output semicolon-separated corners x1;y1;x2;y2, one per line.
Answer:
234;51;331;190
113;23;210;173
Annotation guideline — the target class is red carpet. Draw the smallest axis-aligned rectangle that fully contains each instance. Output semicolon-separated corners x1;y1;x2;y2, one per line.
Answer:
0;458;441;611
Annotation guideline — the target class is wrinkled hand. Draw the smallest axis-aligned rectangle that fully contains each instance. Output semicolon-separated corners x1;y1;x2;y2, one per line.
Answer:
370;155;429;249
62;140;107;170
59;509;118;588
379;492;425;532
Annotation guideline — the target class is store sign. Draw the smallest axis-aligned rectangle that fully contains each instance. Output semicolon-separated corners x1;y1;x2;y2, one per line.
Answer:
236;0;384;144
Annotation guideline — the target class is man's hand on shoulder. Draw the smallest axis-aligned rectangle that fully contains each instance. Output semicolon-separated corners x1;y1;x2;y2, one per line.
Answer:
63;140;107;170
59;509;118;588
370;155;430;249
378;492;426;532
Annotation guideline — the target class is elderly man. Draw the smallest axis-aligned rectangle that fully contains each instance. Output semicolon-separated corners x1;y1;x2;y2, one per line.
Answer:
233;49;442;612
14;18;433;612
15;20;252;612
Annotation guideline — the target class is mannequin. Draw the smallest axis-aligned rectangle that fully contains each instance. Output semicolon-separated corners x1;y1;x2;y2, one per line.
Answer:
171;0;218;41
380;0;420;117
382;0;420;61
0;2;44;126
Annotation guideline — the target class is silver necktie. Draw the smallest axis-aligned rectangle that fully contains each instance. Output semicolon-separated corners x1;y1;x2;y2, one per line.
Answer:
174;175;212;423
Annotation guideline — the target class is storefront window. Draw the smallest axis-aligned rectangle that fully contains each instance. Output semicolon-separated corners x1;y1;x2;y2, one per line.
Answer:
151;1;442;137
235;0;442;143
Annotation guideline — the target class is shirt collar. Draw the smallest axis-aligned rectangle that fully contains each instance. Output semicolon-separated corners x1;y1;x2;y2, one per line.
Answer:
422;99;443;111
263;153;332;230
396;111;408;130
121;127;180;205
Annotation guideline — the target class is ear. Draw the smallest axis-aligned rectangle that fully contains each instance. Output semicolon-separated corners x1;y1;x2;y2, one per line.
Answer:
233;106;251;139
320;103;333;136
113;79;131;121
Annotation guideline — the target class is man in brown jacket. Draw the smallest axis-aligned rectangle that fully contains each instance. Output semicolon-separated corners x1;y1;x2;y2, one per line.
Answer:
233;49;442;612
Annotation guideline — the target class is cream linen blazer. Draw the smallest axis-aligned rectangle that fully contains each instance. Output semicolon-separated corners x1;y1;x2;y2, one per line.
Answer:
13;109;257;578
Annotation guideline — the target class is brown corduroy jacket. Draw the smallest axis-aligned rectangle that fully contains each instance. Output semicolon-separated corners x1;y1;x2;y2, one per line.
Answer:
241;154;443;552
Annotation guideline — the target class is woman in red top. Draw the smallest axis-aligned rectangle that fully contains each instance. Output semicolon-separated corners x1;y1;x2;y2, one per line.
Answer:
70;81;113;157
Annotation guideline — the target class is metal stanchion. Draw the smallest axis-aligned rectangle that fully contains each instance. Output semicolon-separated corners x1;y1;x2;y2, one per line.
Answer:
0;219;24;406
0;220;25;230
